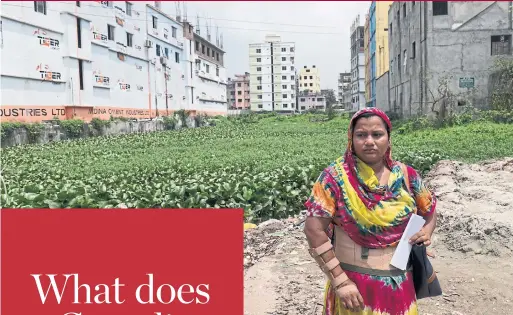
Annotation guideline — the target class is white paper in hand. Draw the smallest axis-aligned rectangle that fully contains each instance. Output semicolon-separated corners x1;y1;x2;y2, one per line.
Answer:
390;213;426;270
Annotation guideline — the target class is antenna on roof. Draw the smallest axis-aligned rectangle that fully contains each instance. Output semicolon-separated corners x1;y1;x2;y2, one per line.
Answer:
216;25;219;46
175;2;181;22
206;16;211;41
183;1;187;22
196;14;200;35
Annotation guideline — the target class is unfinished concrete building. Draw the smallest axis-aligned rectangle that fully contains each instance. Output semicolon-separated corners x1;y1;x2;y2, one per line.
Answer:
383;1;513;118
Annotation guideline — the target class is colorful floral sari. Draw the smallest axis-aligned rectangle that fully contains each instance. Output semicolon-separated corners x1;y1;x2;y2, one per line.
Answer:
304;108;437;315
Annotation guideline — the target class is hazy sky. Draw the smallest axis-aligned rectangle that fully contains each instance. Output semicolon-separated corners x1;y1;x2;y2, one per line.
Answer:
161;1;371;90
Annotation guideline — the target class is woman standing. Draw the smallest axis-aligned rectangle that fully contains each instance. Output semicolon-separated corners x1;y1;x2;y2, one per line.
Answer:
304;108;437;315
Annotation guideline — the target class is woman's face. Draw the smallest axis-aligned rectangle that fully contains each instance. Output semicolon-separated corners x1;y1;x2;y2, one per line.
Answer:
352;116;389;166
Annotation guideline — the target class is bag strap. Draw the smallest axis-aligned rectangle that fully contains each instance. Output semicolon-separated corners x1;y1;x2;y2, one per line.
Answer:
398;162;411;195
397;162;417;215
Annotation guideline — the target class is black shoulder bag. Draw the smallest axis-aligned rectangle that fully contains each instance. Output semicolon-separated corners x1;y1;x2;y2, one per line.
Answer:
399;162;443;300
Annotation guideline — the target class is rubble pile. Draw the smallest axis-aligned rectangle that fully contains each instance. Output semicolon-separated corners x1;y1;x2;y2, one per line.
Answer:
244;215;305;270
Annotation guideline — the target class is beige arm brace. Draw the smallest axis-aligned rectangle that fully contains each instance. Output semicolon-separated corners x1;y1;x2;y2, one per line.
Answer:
308;239;351;288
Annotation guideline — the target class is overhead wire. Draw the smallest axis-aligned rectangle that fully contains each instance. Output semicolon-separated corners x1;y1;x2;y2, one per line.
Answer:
2;3;345;36
52;0;340;29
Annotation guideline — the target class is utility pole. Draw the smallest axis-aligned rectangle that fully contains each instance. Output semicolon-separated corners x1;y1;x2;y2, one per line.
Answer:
165;65;169;116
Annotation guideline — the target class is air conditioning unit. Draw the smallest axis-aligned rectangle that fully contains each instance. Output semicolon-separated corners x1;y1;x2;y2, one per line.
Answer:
144;40;153;48
160;56;168;65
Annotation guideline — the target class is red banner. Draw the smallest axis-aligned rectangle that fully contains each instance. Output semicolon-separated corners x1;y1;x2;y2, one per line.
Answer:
1;209;244;315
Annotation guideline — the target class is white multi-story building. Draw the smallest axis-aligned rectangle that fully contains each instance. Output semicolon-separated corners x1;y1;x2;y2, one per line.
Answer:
0;1;226;123
299;65;321;93
181;20;227;116
350;15;366;112
249;34;296;112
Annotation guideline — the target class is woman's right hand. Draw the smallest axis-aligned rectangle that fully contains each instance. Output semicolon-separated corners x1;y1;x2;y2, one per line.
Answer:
335;280;365;312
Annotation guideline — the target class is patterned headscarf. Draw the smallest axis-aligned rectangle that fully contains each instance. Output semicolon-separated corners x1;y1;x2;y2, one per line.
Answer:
344;107;394;171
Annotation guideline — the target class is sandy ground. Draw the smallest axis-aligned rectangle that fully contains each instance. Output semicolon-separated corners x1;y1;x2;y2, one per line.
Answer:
243;158;513;315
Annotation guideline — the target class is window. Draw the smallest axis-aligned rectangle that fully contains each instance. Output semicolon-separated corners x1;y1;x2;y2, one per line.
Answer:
281;47;286;52
306;69;310;72
156;44;161;56
257;76;261;81
78;60;84;90
76;1;80;7
172;26;177;38
282;85;287;89
491;35;512;55
258;104;263;108
237;99;242;103
258;95;262;99
76;18;82;48
283;94;288;98
283;104;288;108
257;86;262;90
300;98;305;102
257;58;261;62
291;75;295;80
238;91;242;95
282;76;286;80
403;3;406;17
216;67;219;76
216;52;219;61
201;44;205;54
397;54;401;71
164;47;169;58
257;67;261;71
195;41;199;51
108;25;115;41
34;1;46;14
310;83;313;86
309;76;313;79
126;32;133;47
282;57;286;61
412;41;416;59
237;83;241;87
175;52;180;63
291;66;294;70
152;16;158;29
390;23;392;37
207;47;210;56
303;76;307;79
282;66;286;70
433;1;448;16
126;2;132;16
256;48;261;53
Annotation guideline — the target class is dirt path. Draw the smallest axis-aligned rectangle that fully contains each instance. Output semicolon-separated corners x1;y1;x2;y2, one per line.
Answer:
244;158;513;315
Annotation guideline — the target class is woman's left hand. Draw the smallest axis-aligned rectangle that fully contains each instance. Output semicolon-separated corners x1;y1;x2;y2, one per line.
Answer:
409;227;432;246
